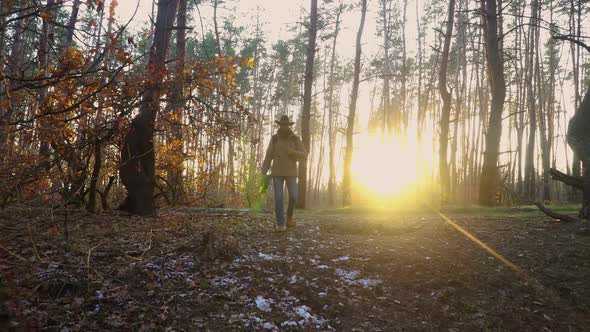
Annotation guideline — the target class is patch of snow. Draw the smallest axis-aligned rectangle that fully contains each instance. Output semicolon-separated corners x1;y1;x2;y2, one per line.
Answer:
332;256;350;262
291;305;329;328
258;252;278;261
281;321;299;327
255;296;273;312
245;316;264;327
294;305;313;320
334;269;382;288
95;290;104;299
263;322;278;330
211;272;242;288
356;278;382;288
317;265;329;269
318;292;327;297
335;269;360;281
258;253;273;260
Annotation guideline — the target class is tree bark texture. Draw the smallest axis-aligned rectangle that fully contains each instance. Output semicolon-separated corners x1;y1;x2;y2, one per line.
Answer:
342;0;367;207
478;0;507;206
297;0;318;209
119;0;179;216
438;0;456;203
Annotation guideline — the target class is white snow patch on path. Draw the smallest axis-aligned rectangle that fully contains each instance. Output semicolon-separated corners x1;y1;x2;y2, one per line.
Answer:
335;269;382;288
255;296;273;312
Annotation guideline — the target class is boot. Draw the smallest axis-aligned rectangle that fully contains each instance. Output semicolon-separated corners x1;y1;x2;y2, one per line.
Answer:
287;215;296;229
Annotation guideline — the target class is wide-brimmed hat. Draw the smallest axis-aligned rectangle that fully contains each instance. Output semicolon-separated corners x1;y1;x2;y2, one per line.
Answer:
275;115;294;126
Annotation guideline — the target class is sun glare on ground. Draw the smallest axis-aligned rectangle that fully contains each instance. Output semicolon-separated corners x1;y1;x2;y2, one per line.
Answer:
351;132;434;205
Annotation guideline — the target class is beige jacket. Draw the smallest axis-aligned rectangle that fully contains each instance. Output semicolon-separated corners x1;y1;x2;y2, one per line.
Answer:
262;131;307;176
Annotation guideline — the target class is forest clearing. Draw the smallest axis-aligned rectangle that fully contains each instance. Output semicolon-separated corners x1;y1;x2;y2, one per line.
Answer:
1;206;590;330
1;0;590;330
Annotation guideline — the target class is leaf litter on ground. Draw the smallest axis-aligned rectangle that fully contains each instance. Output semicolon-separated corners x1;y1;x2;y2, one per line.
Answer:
1;206;590;330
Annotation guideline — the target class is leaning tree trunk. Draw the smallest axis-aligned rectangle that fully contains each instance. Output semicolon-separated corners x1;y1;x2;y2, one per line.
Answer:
537;85;590;221
478;0;507;206
64;0;81;48
118;0;179;216
566;85;590;219
536;36;590;221
297;0;318;209
342;0;367;207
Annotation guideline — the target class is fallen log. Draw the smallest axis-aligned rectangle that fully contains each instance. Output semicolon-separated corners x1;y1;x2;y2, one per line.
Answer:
549;168;583;190
534;202;579;223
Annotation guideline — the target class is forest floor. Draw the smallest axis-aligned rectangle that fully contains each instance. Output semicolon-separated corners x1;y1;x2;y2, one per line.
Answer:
1;205;590;331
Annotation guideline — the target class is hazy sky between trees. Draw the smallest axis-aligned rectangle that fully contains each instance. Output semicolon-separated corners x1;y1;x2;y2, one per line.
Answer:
112;0;582;204
116;0;420;121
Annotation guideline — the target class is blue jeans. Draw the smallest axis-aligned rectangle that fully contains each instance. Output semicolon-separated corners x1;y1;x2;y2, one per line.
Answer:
272;176;298;226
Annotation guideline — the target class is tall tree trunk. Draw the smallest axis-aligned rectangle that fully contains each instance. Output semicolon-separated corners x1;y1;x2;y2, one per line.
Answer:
118;0;179;216
0;1;30;152
571;0;582;178
167;0;188;205
86;0;115;212
38;0;57;166
513;0;525;195
451;0;467;200
297;0;318;209
380;0;392;134
544;0;557;201
537;1;551;202
64;0;81;48
342;0;367;207
400;0;408;133
478;0;507;206
327;4;343;207
416;0;424;143
0;2;5;65
438;0;456;203
524;0;539;200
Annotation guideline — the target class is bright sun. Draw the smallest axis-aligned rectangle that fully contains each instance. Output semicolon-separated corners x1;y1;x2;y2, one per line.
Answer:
351;132;434;203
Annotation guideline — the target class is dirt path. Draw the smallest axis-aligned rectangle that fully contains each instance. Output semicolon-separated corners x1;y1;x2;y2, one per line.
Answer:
229;211;590;331
1;207;590;330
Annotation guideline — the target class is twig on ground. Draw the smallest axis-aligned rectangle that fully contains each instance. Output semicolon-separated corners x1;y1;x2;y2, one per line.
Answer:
127;229;154;262
0;243;27;262
86;242;104;280
27;223;45;262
